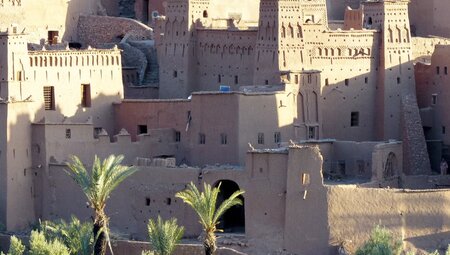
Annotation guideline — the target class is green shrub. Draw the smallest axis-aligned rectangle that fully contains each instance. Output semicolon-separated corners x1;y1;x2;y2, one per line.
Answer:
41;216;93;255
355;225;402;255
0;236;26;255
8;236;25;255
29;230;70;255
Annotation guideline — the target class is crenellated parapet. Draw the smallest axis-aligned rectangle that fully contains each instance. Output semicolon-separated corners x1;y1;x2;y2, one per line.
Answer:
28;47;121;69
195;18;258;31
32;122;180;165
0;0;21;7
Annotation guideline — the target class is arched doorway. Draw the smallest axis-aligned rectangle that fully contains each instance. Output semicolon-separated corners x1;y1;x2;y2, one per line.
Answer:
214;180;245;233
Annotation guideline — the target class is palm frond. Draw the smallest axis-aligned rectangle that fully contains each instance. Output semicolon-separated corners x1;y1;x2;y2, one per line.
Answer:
147;216;184;255
213;189;245;224
65;154;139;255
65;156;93;203
66;154;139;211
175;183;210;228
176;181;245;255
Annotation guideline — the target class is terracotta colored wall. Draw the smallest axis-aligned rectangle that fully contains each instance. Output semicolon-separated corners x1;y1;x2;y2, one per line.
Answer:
343;7;362;30
416;45;450;145
196;30;257;91
114;92;294;166
29;143;450;254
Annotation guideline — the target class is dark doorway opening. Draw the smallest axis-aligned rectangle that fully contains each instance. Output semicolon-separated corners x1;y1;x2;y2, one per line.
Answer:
143;0;149;23
48;31;59;45
215;180;245;233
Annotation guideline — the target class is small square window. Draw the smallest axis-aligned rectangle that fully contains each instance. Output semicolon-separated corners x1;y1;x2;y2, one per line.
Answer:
16;71;22;81
138;125;148;135
175;131;181;142
357;160;365;175
351;112;359;127
220;133;227;145
308;127;316;139
65;129;71;139
199;133;206;144
257;133;264;144
48;30;59;45
432;94;438;105
274;132;281;143
81;84;91;107
337;160;346;175
94;127;103;139
43;86;55;111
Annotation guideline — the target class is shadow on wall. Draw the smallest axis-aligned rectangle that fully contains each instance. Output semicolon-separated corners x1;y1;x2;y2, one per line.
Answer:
327;187;450;253
404;230;450;252
326;0;361;20
62;0;99;43
113;91;294;166
3;110;35;231
101;0;120;16
3;90;126;231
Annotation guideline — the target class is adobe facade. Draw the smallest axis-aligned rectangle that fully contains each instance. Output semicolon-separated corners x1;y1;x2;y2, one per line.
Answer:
1;0;450;254
0;24;124;229
30;139;450;254
155;0;415;142
147;0;431;175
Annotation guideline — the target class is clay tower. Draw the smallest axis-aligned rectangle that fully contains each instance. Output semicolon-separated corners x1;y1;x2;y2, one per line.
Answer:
253;0;328;85
157;0;211;98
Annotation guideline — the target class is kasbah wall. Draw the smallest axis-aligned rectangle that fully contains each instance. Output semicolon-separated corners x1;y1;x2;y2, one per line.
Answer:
154;0;428;164
125;0;450;38
2;0;450;254
31;137;450;255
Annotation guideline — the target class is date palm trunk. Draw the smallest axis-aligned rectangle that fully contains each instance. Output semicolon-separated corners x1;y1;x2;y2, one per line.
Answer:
93;211;107;255
204;230;217;255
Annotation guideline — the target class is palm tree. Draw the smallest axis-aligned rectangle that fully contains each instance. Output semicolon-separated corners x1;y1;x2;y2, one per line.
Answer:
175;182;245;255
146;216;184;255
66;154;139;255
